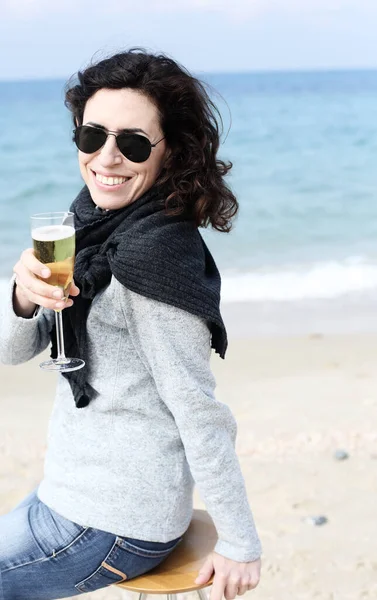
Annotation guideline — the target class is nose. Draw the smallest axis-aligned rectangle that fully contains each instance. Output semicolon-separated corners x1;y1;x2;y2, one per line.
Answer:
98;133;122;167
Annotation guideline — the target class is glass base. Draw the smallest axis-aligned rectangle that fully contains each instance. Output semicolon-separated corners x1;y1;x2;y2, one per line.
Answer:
39;358;85;373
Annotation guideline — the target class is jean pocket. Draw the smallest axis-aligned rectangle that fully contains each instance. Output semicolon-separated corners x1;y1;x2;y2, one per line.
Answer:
30;501;88;558
75;535;182;594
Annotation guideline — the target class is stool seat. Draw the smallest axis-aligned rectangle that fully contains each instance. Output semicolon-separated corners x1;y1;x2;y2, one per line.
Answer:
117;509;217;594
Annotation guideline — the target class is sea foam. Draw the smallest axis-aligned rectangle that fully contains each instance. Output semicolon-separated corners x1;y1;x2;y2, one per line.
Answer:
221;256;377;303
2;257;377;306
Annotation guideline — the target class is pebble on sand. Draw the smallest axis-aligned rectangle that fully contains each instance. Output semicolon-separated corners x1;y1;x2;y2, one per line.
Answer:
303;515;329;526
334;449;349;461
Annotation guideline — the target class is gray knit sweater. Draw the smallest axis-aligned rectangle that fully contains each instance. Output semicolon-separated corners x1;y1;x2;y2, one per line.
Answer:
0;276;261;562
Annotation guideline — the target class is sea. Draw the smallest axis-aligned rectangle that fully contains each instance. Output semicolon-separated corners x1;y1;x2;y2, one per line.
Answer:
1;69;377;328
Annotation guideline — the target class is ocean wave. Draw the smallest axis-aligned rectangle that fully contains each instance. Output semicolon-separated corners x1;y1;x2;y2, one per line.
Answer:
2;257;377;306
221;257;377;302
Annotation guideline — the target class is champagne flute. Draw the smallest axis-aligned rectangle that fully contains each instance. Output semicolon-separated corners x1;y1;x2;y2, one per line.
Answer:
30;212;85;372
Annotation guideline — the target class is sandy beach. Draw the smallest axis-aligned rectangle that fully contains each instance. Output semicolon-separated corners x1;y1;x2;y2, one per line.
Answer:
1;305;377;600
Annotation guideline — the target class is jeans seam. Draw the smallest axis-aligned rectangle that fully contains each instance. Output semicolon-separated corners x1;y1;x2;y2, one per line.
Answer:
27;502;48;559
118;538;180;558
51;527;90;559
75;538;120;591
3;527;90;573
2;554;49;574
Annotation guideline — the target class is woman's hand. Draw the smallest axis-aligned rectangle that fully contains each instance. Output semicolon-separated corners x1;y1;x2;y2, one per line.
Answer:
195;552;261;600
13;248;80;318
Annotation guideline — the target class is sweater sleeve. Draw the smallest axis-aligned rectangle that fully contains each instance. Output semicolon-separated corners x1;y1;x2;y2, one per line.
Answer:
118;283;262;563
0;276;55;365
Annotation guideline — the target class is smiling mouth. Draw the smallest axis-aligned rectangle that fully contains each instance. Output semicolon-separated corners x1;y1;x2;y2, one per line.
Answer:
93;171;131;186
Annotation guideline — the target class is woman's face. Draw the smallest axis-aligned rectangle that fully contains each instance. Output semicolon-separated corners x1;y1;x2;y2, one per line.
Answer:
78;88;168;210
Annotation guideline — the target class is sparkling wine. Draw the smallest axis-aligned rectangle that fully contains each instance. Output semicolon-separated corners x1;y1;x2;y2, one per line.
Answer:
32;224;75;297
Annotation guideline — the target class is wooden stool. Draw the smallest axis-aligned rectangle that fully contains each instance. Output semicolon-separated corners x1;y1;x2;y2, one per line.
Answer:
116;509;217;600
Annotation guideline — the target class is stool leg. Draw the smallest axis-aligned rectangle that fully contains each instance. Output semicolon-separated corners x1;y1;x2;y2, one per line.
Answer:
197;589;208;600
138;594;148;600
167;595;177;600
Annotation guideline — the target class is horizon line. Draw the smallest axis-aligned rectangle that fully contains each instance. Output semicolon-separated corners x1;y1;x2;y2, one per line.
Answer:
1;65;377;84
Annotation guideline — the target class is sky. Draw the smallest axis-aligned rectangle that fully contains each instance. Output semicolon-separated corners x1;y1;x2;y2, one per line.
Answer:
1;0;377;80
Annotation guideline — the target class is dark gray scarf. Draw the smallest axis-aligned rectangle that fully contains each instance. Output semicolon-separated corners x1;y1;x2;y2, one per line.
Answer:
51;184;228;408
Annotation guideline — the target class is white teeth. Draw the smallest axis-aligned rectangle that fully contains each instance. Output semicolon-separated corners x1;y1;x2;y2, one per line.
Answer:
95;173;128;186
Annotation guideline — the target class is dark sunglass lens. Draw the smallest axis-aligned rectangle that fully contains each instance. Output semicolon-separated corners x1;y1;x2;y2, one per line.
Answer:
75;126;107;154
117;134;152;163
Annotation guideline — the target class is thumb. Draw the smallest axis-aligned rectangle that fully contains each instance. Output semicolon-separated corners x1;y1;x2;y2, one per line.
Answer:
195;555;214;585
70;281;81;296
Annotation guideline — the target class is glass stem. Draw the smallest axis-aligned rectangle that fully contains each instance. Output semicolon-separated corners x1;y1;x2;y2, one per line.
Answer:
55;310;66;360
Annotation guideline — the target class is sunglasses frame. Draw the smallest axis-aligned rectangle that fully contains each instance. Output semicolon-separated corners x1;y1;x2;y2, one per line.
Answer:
73;125;165;163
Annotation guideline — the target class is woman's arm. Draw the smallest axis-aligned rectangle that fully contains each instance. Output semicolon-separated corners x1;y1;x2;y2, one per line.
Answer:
118;282;262;564
0;277;55;365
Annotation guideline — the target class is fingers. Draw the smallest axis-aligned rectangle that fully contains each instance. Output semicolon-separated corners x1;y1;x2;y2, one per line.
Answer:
195;555;214;585
13;248;78;311
210;571;227;600
235;578;251;597
15;277;73;311
211;574;256;600
15;260;58;299
209;555;261;600
21;248;51;279
223;574;256;599
70;281;81;297
224;575;239;600
247;575;260;591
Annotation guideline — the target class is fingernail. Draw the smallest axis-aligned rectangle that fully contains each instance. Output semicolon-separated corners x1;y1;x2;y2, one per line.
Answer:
53;290;63;299
42;269;50;278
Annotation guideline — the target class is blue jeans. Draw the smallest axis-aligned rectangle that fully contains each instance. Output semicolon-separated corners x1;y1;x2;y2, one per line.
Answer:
0;490;182;599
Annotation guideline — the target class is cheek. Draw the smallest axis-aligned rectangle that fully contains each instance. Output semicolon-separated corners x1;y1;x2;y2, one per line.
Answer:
78;153;91;180
135;161;158;183
145;151;167;181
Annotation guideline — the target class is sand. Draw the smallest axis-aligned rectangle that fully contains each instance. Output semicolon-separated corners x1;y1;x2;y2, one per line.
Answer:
1;320;377;599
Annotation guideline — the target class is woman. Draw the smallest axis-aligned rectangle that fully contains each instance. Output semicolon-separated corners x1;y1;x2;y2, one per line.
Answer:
0;49;261;599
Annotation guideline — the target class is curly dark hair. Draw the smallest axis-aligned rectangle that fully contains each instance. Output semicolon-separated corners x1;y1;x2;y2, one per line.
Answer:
65;48;238;232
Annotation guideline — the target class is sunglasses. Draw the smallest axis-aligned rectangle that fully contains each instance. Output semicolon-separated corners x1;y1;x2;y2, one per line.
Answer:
73;125;165;163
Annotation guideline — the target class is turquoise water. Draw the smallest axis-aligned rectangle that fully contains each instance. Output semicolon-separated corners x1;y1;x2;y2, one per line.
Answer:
1;70;377;302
